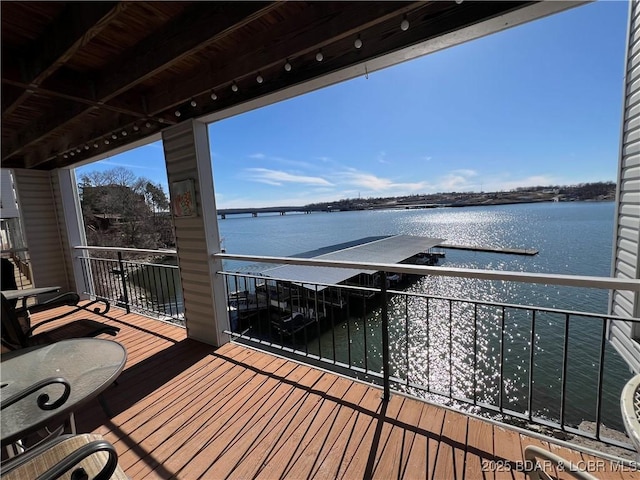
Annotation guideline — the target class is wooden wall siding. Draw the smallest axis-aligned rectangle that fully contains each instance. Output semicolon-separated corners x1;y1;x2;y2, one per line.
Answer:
12;168;72;291
611;0;640;374
50;171;75;293
161;120;228;346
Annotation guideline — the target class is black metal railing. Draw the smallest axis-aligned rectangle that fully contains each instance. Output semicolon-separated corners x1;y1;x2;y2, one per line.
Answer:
219;268;640;451
77;247;183;324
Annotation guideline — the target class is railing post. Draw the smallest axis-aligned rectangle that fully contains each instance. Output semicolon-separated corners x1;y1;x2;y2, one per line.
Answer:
381;271;391;402
117;252;130;314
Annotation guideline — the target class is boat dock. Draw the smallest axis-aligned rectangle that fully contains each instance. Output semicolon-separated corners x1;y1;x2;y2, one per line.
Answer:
440;243;539;256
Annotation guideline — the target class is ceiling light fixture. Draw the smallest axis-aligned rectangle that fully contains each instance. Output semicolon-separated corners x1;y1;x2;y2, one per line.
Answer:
133;125;139;132
210;91;218;100
70;151;75;156
175;110;181;117
400;15;409;31
256;73;264;84
111;134;117;140
145;121;152;128
104;139;110;145
231;82;239;92
121;130;127;136
63;154;68;159
84;145;89;150
190;99;197;107
284;60;292;72
93;143;99;148
316;50;324;62
354;35;363;49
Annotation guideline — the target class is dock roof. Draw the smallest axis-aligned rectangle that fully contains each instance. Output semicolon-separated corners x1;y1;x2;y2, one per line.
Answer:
262;234;443;290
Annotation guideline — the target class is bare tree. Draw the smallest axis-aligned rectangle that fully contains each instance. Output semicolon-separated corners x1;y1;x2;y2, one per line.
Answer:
79;168;174;249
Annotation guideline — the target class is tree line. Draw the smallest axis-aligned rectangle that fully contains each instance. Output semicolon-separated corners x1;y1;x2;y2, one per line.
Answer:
79;167;174;250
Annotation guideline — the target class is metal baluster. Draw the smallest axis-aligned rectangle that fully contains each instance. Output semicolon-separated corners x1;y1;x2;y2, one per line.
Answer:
595;317;607;441
346;287;352;368
449;299;453;399
315;285;322;359
527;310;536;422
559;313;570;430
329;286;336;364
473;303;478;406
426;297;430;393
381;272;390;401
156;265;167;317
363;292;368;373
117;252;130;313
499;306;505;412
405;295;409;387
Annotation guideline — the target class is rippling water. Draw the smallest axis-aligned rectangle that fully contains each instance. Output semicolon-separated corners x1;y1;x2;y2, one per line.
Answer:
219;201;632;431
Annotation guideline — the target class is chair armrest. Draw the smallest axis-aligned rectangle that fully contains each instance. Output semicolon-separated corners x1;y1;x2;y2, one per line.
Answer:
23;292;80;315
2;437;120;480
1;377;71;411
39;439;119;480
25;298;111;336
523;445;599;480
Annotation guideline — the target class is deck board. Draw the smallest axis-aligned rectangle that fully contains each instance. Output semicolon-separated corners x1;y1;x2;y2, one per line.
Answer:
19;303;638;479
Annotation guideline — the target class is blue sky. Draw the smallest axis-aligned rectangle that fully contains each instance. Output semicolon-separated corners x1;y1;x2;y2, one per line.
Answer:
77;1;629;209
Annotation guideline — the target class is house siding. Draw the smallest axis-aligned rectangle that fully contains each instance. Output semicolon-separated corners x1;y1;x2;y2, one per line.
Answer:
12;169;72;291
161;120;228;346
610;0;640;374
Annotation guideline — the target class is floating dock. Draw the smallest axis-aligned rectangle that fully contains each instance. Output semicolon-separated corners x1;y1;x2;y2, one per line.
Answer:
439;243;538;256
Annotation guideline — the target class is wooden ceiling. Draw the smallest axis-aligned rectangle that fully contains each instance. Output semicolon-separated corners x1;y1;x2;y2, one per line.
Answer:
1;1;538;171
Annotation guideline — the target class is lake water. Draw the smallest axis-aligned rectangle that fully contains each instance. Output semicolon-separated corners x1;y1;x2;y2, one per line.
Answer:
219;201;632;432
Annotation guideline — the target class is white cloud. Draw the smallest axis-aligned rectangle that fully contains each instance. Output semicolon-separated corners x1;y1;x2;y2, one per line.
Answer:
244;168;334;187
339;169;430;193
101;160;162;171
216;189;353;209
377;151;389;164
451;169;478;177
248;153;315;169
436;169;479;191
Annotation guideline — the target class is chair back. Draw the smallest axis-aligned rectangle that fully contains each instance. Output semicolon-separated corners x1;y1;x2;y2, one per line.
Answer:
1;294;28;349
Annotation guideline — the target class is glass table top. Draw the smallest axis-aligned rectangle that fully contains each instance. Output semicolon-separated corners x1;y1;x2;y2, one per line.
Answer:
1;338;127;444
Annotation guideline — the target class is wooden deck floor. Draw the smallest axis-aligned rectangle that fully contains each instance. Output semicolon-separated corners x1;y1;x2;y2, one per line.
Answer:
26;304;640;479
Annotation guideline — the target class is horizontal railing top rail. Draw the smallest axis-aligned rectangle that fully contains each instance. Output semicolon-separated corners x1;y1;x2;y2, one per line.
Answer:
214;252;640;292
218;270;640;323
73;245;177;256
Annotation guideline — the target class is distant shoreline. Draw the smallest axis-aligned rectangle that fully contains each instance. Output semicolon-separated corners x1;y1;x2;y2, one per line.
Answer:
218;181;615;215
218;197;614;216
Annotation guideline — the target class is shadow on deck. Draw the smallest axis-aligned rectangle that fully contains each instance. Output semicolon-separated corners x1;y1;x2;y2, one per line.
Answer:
27;303;639;479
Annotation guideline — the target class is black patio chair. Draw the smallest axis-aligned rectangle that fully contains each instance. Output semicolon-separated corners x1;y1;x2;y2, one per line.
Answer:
1;293;119;351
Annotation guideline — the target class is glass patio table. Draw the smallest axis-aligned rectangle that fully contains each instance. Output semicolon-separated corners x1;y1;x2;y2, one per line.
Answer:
1;286;61;302
0;338;127;445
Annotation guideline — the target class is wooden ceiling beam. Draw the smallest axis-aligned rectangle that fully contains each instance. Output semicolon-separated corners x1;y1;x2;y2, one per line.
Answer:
140;1;425;115
22;110;132;169
93;2;281;102
2;2;279;162
2;99;97;161
142;0;525;121
2;77;149;119
1;2;124;119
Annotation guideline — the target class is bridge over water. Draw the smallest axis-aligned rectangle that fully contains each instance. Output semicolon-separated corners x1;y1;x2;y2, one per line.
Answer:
217;206;332;219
